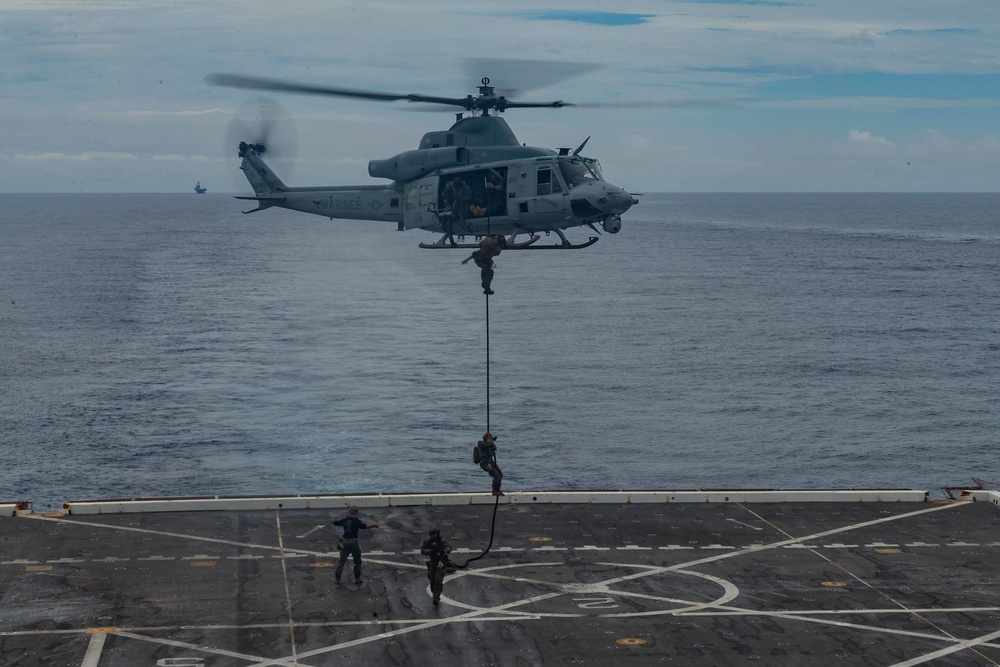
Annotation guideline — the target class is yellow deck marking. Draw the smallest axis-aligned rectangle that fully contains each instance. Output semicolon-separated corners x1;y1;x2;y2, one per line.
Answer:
190;561;217;567
310;562;333;568
875;548;903;554
529;536;552;542
25;565;52;572
86;627;116;634
616;638;648;645
822;581;848;587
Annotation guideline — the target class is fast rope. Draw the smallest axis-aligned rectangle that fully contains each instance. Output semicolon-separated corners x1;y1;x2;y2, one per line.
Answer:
454;220;501;570
485;215;492;433
453;493;500;569
486;286;490;433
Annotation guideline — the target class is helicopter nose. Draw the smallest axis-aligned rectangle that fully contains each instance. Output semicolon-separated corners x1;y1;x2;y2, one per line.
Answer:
596;186;636;215
569;181;637;220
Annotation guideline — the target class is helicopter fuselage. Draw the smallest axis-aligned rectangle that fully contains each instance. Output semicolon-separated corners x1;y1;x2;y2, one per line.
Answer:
235;115;636;243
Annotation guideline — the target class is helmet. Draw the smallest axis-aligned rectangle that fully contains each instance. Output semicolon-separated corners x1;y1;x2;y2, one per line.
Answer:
429;527;440;536
347;506;359;516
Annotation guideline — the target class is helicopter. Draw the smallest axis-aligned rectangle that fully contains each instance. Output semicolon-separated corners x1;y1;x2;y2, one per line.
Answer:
205;72;640;249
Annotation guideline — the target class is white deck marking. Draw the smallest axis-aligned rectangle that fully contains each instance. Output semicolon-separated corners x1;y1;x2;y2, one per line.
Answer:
0;617;529;638
12;539;988;565
247;592;561;667
13;499;994;664
3;542;999;663
887;626;1000;666
660;501;967;574
721;607;972;645
685;606;1000;617
274;511;299;666
737;503;967;648
295;525;324;539
25;515;286;553
726;518;764;531
114;630;305;667
442;561;742;619
80;631;106;667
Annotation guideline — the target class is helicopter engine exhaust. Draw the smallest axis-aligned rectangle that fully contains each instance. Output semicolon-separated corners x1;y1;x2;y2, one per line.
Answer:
369;147;468;182
602;216;622;234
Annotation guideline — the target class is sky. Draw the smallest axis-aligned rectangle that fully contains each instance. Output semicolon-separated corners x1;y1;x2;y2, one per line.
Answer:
2;0;999;193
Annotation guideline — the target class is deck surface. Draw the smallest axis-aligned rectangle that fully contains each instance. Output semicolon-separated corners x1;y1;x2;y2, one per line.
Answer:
1;496;999;666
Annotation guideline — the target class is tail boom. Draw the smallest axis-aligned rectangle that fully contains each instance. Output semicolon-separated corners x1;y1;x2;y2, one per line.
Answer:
238;148;401;223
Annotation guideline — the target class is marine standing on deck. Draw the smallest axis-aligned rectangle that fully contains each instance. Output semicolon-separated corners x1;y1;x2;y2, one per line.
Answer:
332;506;380;585
462;236;503;295
420;528;452;605
474;431;504;496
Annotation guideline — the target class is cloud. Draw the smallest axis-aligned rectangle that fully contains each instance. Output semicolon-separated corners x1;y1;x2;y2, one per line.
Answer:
847;130;894;148
2;0;999;192
117;108;235;118
316;157;369;165
884;28;977;36
677;0;796;5
10;151;138;161
759;97;1000;112
0;1;126;10
503;11;656;26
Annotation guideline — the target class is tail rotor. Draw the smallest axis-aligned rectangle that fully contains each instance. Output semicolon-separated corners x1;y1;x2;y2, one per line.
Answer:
224;98;297;189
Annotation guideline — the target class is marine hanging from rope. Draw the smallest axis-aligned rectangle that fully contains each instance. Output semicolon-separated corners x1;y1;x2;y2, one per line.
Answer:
462;235;505;295
474;431;504;496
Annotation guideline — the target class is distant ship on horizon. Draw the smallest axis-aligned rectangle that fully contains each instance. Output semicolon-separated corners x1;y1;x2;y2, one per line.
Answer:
194;181;207;194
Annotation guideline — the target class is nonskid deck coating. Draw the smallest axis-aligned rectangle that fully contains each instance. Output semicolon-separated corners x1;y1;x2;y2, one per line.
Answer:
0;493;999;666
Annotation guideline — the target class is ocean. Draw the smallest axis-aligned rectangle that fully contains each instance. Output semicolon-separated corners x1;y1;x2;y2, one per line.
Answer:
2;193;998;510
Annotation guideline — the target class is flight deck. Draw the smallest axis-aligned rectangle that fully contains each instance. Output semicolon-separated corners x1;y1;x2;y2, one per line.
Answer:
1;489;999;666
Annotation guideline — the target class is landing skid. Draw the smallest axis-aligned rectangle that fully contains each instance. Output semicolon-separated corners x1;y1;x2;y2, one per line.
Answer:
419;234;599;250
516;236;599;250
420;234;541;250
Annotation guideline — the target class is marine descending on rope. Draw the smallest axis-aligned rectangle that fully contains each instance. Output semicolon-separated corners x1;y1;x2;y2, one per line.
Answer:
462;235;505;295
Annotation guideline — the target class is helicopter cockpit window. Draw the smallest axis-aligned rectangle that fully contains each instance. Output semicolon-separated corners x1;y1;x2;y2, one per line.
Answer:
536;167;563;196
584;158;604;180
558;158;602;189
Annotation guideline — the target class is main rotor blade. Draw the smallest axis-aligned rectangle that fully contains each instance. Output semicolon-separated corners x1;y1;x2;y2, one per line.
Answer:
569;97;755;109
462;57;601;97
206;73;470;107
504;100;573;109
